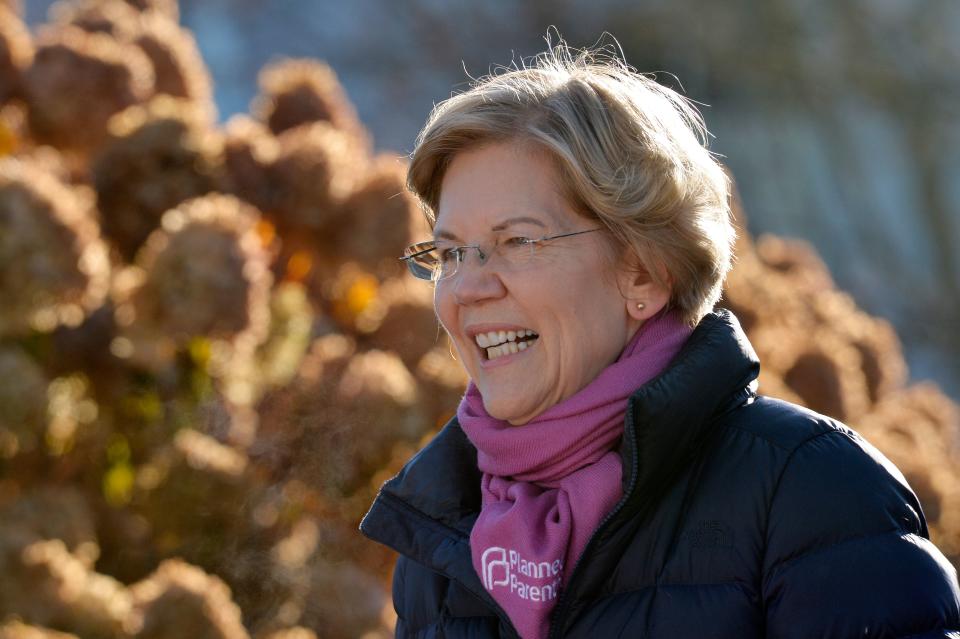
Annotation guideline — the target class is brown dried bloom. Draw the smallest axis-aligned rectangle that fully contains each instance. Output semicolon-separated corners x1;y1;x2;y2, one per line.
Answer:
414;344;469;431
721;248;809;335
93;96;223;261
0;158;111;336
267;122;365;240
8;539;131;639
129;428;252;572
222;114;279;215
0;362;48;471
754;234;835;297
298;558;387;639
114;194;271;364
128;559;249;639
48;0;143;41
23;25;153;154
0;0;22;16
248;281;313;394
0;620;79;639
335;154;427;277
134;12;215;122
253;58;368;146
365;275;440;368
0;485;99;565
750;325;871;422
810;291;908;404
0;4;33;105
120;0;178;20
254;344;424;499
50;1;214;120
257;629;316;639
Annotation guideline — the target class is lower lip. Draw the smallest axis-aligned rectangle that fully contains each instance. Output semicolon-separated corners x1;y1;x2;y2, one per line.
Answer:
479;340;536;369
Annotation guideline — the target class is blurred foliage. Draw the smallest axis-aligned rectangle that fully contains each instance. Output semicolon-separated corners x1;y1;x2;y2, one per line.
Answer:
0;0;958;637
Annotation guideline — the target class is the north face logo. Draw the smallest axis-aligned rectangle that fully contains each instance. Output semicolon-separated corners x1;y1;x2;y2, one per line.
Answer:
479;546;563;603
681;520;733;548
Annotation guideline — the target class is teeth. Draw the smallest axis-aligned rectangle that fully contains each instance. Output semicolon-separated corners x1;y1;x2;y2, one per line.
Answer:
474;329;540;349
485;336;538;360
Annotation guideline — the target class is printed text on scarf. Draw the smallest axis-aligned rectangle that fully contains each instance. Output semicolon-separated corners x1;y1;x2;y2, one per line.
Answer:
480;547;563;603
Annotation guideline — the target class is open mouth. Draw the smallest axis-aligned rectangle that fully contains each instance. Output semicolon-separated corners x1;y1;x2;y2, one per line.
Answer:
474;329;540;361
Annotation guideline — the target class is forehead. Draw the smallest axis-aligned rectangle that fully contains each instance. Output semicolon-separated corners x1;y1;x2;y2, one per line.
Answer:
434;142;580;236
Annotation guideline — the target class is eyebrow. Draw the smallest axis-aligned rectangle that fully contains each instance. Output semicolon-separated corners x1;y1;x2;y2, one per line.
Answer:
433;216;548;241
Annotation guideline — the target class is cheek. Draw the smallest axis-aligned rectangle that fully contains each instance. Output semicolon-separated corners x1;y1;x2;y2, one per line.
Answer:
433;285;459;345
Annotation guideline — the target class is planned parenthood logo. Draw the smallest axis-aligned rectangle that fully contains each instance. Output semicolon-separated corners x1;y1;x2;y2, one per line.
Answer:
480;546;563;603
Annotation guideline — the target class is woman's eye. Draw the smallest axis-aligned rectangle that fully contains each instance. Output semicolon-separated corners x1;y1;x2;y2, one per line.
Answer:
504;236;532;247
439;247;460;262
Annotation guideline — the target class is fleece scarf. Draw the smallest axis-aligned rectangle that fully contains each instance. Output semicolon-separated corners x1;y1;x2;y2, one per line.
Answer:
457;309;692;639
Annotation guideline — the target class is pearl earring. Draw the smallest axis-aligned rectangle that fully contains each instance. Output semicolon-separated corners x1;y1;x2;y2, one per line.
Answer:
636;302;645;310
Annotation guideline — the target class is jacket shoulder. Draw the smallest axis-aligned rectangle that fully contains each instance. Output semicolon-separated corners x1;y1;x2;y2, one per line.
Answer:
739;398;960;637
721;394;844;451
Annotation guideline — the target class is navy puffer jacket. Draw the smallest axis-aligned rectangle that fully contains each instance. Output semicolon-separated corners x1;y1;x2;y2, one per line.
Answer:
360;310;960;638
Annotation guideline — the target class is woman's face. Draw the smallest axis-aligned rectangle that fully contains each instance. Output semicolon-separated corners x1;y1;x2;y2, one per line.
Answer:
433;141;644;425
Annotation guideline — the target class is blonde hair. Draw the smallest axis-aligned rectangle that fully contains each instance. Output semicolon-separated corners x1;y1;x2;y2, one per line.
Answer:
407;38;735;327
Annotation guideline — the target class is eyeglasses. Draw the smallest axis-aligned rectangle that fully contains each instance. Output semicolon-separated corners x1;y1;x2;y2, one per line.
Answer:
400;228;602;282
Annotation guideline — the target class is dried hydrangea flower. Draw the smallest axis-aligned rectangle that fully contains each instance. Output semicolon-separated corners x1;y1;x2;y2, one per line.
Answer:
112;194;271;376
299;558;388;639
121;0;178;21
0;0;22;16
127;559;249;639
0;347;51;455
47;0;143;41
0;619;79;639
254;344;424;499
267;121;365;241
333;154;427;277
257;628;316;639
23;25;153;154
0;158;110;336
9;539;132;639
0;485;99;569
0;4;32;106
222;114;278;214
134;12;215;122
93;96;223;260
364;275;438;368
252;58;368;148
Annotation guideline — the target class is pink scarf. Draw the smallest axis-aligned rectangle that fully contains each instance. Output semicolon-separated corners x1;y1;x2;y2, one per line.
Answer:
458;309;693;639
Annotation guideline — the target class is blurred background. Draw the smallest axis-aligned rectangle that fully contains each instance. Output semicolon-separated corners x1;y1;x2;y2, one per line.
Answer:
23;0;958;399
1;0;958;637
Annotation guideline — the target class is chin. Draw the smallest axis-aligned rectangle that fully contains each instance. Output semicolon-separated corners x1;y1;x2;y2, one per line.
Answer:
479;392;529;425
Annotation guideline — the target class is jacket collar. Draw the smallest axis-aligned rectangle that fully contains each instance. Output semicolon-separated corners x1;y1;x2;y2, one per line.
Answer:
359;309;759;585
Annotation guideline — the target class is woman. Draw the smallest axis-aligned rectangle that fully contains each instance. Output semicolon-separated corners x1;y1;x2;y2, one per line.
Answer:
360;43;960;638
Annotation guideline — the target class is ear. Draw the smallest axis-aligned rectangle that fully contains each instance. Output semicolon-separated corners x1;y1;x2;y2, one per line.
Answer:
618;258;672;322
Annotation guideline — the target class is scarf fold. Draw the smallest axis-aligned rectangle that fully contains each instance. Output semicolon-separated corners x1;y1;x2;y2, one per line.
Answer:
458;309;693;639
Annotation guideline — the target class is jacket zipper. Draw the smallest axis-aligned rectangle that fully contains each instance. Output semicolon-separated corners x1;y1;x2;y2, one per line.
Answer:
545;401;640;639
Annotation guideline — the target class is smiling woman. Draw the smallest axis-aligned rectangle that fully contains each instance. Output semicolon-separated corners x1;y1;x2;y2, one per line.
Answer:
430;142;670;425
360;38;960;639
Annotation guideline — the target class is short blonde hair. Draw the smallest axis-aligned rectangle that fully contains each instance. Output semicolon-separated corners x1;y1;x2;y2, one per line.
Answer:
407;40;735;327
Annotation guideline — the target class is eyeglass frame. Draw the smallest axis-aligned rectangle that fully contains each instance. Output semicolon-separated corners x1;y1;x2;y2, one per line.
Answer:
400;227;603;282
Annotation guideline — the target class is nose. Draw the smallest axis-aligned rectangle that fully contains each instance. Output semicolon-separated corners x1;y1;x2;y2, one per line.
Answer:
448;255;506;306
